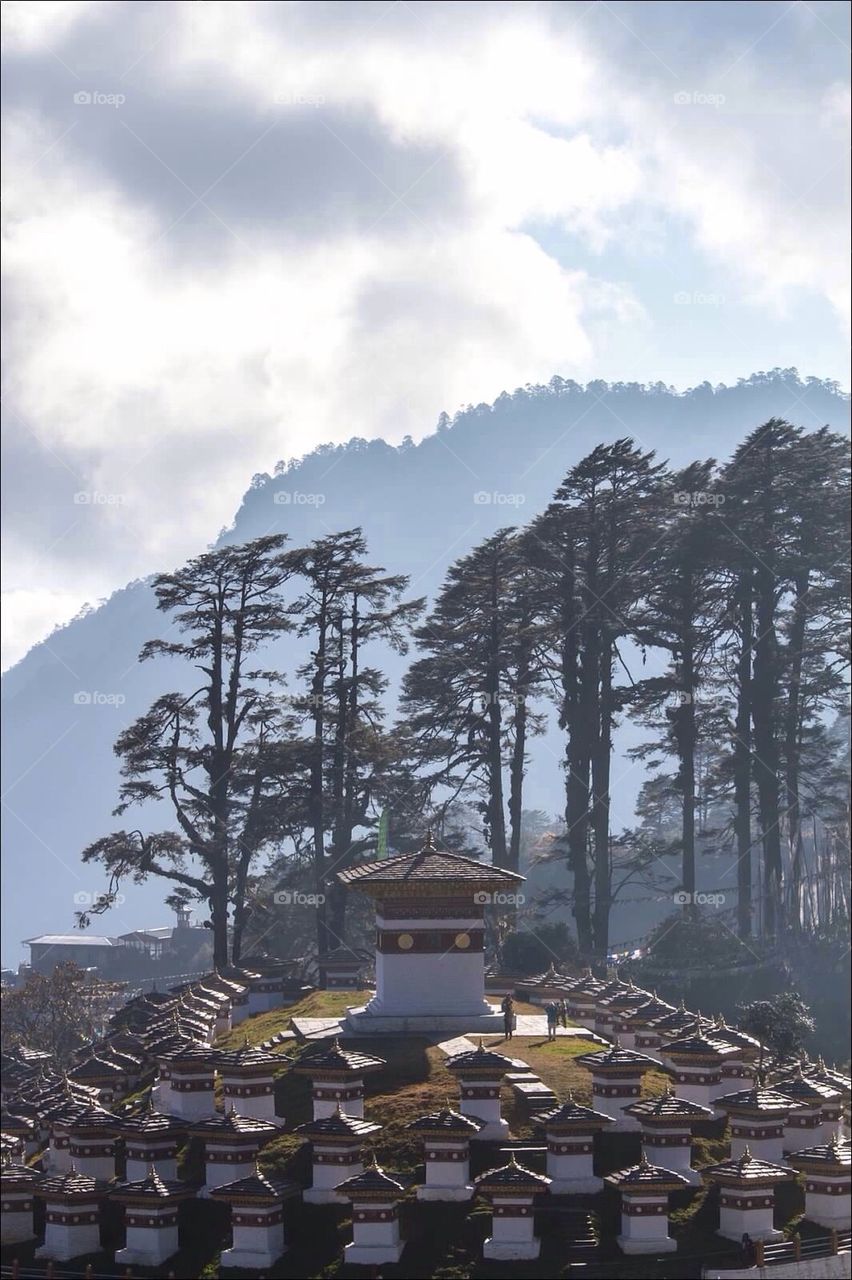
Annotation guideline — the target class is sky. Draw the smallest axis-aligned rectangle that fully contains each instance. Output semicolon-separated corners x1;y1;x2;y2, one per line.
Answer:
2;0;850;671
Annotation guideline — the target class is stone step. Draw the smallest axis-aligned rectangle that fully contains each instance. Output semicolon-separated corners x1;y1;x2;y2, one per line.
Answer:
510;1080;558;1105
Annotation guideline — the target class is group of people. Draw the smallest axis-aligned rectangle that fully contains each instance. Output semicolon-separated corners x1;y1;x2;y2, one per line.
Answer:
500;994;570;1041
545;998;569;1040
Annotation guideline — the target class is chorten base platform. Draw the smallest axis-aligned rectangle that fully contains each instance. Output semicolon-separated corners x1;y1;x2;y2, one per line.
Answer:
617;1234;678;1254
483;1238;541;1260
344;1241;405;1265
344;1005;507;1035
219;1246;286;1269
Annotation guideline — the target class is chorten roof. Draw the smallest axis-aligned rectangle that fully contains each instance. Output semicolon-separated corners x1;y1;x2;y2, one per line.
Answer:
116;1096;187;1137
68;1054;126;1081
292;1038;386;1075
576;1042;660;1070
787;1133;850;1169
624;996;676;1025
539;1094;615;1129
774;1066;843;1103
520;965;574;989
701;1148;795;1183
475;1153;551;1193
662;1023;737;1059
0;1160;44;1187
624;1088;713;1120
445;1040;515;1073
652;1006;707;1034
708;1016;762;1053
214;1039;286;1071
407;1105;485;1134
336;1156;405;1198
156;1045;214;1066
112;1169;193;1200
568;969;606;997
601;986;652;1011
36;1168;110;1197
208;1167;300;1202
0;1107;38;1135
188;1109;278;1139
338;831;524;896
335;1152;404;1198
606;1153;690;1191
294;1108;381;1139
803;1057;852;1095
65;1102;119;1131
711;1085;805;1113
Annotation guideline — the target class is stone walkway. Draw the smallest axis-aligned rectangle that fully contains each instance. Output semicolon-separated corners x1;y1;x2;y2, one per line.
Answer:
436;1035;477;1057
435;1017;603;1043
288;1016;345;1041
284;1013;606;1045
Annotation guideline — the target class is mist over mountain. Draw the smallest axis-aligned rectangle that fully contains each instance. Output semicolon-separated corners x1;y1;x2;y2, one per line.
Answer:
2;370;848;963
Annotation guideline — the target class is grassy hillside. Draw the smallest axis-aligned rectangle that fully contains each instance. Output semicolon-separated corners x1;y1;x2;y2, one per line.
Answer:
1;993;810;1278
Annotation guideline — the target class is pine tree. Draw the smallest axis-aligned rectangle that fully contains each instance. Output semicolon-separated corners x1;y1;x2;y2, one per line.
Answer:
288;530;422;959
543;440;667;957
631;460;726;909
79;535;297;967
401;529;540;871
718;421;850;937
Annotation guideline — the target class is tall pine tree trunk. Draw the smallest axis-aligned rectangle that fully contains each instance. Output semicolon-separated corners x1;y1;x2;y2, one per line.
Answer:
680;625;697;909
508;698;526;875
508;605;532;876
326;615;349;949
783;571;809;929
486;559;508;867
557;533;591;949
327;597;362;946
752;562;783;938
567;619;597;955
733;574;753;938
592;635;613;958
311;592;330;968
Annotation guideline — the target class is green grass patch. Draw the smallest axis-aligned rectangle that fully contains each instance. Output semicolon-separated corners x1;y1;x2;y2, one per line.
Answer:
215;988;373;1051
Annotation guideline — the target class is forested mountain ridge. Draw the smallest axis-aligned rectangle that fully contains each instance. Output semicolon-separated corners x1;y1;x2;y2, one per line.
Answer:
2;370;849;960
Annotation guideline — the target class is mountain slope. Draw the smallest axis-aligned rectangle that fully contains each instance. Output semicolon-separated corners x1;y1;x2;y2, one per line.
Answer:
2;371;848;961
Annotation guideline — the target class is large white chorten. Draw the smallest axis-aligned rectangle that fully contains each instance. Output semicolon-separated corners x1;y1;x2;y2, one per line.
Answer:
339;831;524;1034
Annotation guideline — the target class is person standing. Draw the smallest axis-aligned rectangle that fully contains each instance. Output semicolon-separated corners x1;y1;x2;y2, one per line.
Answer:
501;993;515;1041
545;1000;558;1042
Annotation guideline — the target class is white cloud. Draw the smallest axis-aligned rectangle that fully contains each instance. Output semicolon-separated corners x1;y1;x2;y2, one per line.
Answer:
1;0;849;666
1;0;98;50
